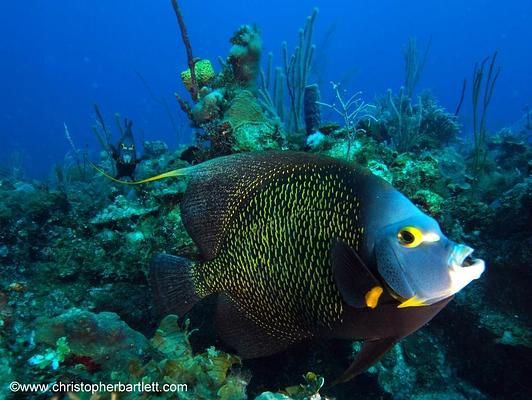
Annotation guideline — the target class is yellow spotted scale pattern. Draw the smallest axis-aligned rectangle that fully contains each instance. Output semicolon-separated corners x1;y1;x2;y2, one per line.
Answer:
191;161;364;343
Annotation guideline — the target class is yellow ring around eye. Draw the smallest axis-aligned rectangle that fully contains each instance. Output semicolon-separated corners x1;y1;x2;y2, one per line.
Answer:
397;226;424;248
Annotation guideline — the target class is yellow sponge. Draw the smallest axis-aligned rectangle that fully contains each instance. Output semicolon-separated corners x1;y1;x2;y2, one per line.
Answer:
180;59;215;93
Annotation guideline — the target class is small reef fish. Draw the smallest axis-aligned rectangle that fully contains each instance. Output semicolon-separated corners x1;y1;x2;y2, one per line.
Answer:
105;151;486;384
110;119;140;180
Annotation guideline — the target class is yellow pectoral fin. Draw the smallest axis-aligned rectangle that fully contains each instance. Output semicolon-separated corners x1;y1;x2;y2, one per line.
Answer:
365;286;383;309
397;295;427;308
89;161;192;185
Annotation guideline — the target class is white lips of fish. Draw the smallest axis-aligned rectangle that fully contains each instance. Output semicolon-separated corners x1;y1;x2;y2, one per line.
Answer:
447;244;485;295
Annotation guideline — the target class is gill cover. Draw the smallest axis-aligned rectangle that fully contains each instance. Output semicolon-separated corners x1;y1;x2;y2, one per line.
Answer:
375;214;485;307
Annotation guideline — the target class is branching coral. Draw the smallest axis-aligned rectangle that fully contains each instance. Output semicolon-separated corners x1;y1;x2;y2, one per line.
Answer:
386;87;423;153
259;53;285;122
259;8;319;135
470;51;500;186
371;88;459;154
171;0;199;102
403;36;431;98
317;81;375;159
282;8;318;134
418;91;460;147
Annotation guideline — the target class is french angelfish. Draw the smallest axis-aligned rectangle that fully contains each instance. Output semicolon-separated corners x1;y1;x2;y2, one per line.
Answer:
110;119;140;180
114;151;486;384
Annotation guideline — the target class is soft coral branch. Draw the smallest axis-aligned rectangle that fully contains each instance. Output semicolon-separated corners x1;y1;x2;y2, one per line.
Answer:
171;0;198;102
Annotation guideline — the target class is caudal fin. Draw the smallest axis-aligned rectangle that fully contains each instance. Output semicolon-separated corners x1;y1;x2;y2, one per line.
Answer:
149;253;202;318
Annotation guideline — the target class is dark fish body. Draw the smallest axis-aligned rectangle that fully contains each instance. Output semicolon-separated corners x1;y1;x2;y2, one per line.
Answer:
150;151;482;383
191;154;364;341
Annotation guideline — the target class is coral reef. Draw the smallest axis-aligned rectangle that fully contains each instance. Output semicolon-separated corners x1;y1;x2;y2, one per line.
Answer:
224;90;283;152
367;88;459;153
0;346;14;399
191;89;226;125
1;6;531;400
316;81;375;159
282;8;319;133
28;337;71;371
139;315;248;400
470;52;501;185
34;309;152;372
171;20;285;162
257;372;330;400
3;124;529;399
366;331;487;400
28;311;248;399
227;25;262;89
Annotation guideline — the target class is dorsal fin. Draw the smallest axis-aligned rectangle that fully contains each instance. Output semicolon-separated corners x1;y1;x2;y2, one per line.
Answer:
180;151;346;260
89;160;194;185
93;151;352;260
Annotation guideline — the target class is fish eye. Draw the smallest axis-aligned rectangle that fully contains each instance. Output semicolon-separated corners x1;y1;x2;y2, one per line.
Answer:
397;226;423;248
121;144;126;149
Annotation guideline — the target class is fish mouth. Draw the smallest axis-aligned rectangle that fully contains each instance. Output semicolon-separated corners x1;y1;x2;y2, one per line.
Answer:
447;244;485;293
397;244;485;308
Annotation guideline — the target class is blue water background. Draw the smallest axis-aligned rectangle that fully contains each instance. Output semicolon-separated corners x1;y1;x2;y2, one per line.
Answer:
0;0;530;178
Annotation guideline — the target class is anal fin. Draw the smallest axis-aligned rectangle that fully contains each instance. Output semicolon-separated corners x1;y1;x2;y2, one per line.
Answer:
331;337;398;386
215;295;294;359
